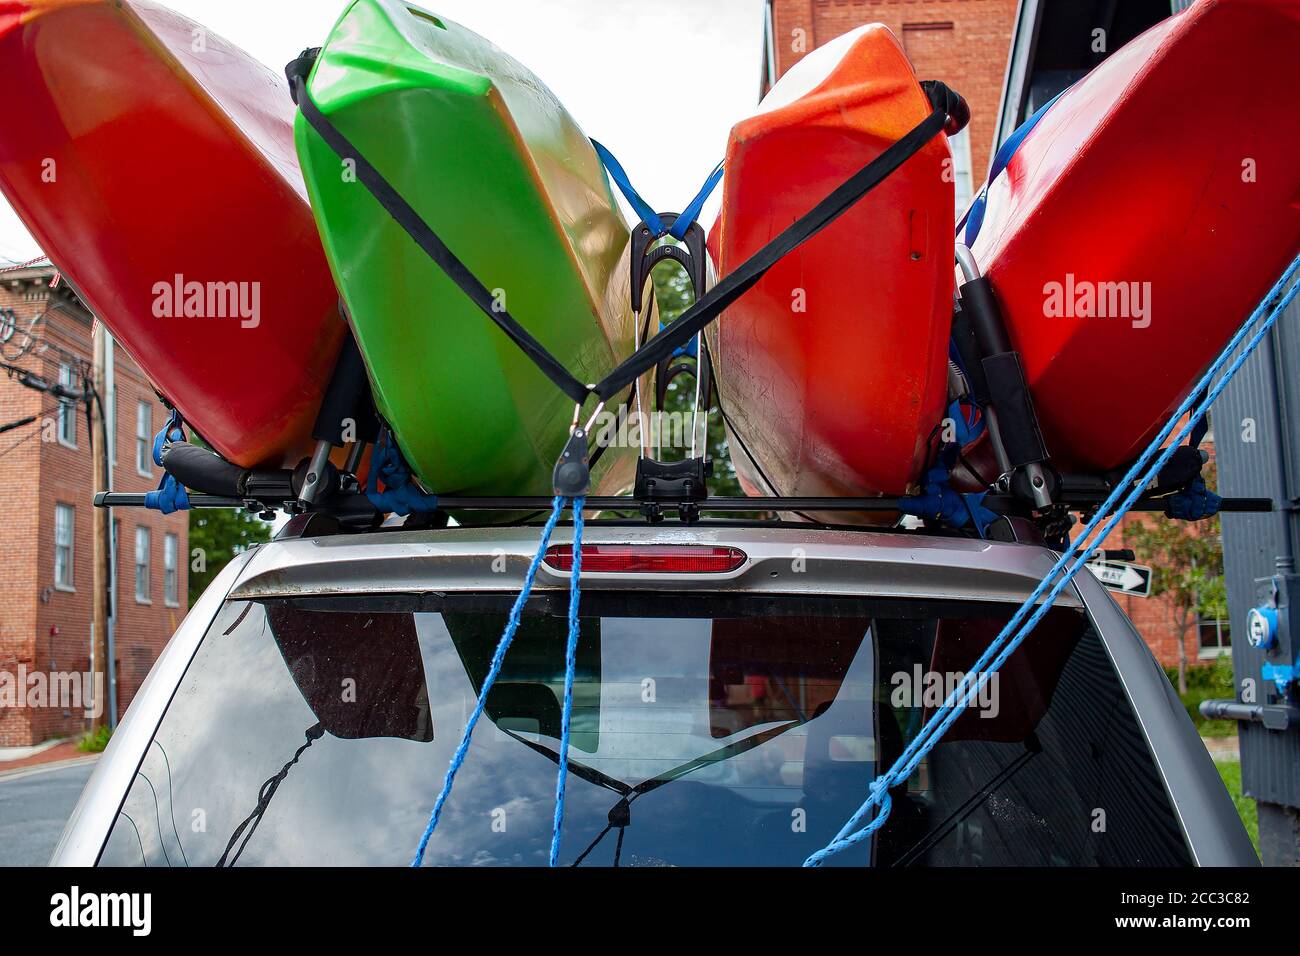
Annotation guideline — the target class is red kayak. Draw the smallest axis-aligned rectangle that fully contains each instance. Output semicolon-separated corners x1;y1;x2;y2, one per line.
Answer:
709;25;954;516
0;0;346;468
969;0;1300;474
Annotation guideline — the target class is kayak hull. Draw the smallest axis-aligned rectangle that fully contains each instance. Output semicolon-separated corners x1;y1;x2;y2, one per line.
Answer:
710;25;954;522
971;0;1300;474
296;0;638;498
0;0;345;468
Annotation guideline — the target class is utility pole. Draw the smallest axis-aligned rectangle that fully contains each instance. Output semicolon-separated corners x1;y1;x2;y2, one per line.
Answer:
90;319;111;731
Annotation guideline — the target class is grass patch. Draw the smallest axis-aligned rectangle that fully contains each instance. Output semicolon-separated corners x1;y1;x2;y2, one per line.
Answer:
1165;656;1236;736
77;725;113;754
1197;718;1236;738
1215;760;1259;858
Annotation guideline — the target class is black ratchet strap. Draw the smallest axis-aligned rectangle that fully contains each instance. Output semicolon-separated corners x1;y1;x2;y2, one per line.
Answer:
594;95;954;399
289;57;589;405
288;48;965;409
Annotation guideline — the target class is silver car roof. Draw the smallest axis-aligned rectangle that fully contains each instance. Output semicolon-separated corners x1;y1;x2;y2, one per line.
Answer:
228;524;1082;607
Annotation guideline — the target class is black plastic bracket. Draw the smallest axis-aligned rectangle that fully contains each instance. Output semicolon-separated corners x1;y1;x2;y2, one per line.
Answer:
285;48;321;105
629;212;716;501
312;324;380;448
634;457;712;524
630;213;708;315
635;456;712;500
956;274;1055;509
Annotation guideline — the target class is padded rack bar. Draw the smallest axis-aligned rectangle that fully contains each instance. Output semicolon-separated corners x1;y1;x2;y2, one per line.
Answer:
94;492;1274;514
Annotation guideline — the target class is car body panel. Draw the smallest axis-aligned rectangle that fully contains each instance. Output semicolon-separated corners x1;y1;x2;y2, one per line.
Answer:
50;549;256;866
1072;569;1258;866
228;525;1083;607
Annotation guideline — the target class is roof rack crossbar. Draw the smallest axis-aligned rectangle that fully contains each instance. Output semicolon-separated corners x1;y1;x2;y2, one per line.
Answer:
93;491;1273;514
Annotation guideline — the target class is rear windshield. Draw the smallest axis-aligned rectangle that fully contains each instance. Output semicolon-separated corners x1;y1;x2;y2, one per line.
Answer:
100;592;1191;867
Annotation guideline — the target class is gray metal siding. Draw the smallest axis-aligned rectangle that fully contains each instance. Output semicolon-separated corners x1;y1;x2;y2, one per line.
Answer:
1215;296;1300;807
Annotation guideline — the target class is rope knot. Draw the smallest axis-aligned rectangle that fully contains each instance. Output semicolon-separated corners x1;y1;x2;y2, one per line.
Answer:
1164;477;1222;521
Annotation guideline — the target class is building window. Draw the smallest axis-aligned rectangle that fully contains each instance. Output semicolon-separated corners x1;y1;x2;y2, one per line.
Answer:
1198;618;1231;659
58;363;78;447
135;526;152;603
164;533;179;607
136;401;153;477
54;503;75;590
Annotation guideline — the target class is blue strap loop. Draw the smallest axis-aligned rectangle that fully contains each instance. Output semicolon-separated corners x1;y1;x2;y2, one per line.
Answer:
145;478;191;516
961;88;1066;247
145;409;191;515
591;138;723;241
658;319;700;359
411;496;586;867
671;160;725;241
591;139;665;237
1165;476;1222;521
806;251;1300;866
899;402;993;535
947;398;984;447
899;466;997;537
1164;394;1221;520
365;428;439;516
151;409;184;468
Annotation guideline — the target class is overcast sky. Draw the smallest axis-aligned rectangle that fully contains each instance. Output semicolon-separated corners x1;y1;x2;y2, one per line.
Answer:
0;0;765;263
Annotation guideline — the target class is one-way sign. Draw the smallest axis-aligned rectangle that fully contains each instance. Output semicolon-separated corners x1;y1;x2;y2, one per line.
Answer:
1087;560;1153;597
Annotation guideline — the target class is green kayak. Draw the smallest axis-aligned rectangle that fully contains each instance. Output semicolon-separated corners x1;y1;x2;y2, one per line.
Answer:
295;0;639;498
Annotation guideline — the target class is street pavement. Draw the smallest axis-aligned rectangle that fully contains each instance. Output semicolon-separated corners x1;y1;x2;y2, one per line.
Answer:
0;760;95;866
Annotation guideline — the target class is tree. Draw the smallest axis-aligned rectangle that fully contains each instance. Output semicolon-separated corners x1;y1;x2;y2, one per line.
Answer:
188;509;272;605
1123;464;1224;694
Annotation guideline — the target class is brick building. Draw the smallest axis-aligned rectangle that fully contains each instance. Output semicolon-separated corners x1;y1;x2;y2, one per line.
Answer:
1096;440;1230;670
1;258;188;747
758;0;1228;670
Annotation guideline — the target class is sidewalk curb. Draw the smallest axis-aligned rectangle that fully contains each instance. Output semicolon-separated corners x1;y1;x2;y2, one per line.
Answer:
0;755;99;782
0;738;66;762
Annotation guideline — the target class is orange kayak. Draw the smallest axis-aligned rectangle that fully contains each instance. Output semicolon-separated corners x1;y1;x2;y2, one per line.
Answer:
0;0;345;469
709;25;953;514
969;0;1300;474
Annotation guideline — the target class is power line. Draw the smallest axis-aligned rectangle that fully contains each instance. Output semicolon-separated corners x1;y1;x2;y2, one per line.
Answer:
0;414;38;435
0;398;61;460
0;422;41;461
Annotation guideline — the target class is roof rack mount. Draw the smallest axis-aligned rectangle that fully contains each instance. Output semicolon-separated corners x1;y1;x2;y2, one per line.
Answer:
92;491;1273;515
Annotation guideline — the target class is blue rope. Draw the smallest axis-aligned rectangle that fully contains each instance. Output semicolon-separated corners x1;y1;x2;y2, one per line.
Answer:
144;409;191;515
410;496;565;865
549;497;586;866
806;250;1300;866
366;427;439;516
410;496;582;867
591;138;724;240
